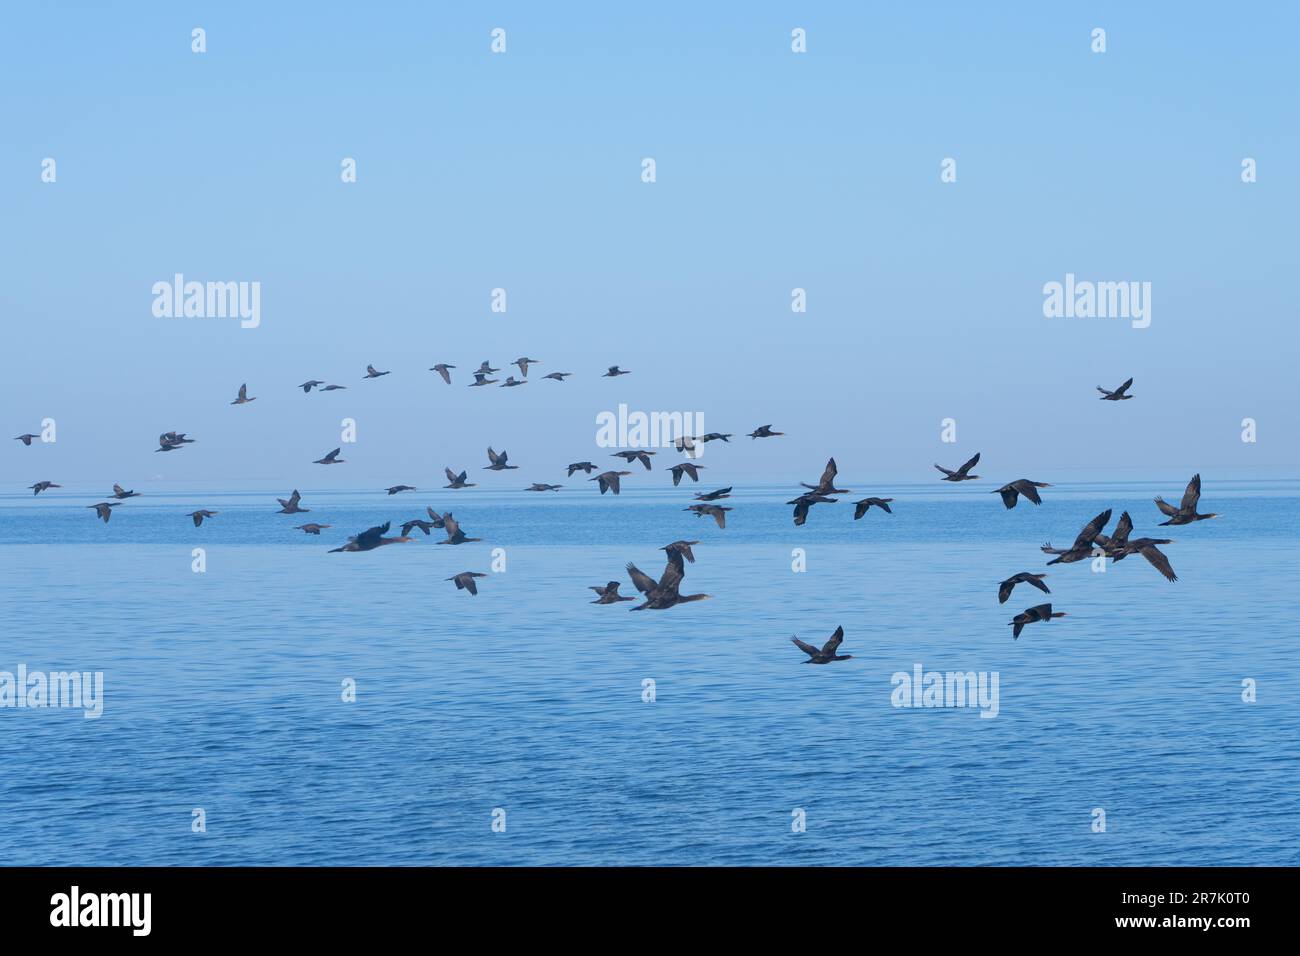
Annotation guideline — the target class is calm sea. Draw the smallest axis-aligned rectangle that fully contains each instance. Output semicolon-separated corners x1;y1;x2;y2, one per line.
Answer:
1;479;1297;865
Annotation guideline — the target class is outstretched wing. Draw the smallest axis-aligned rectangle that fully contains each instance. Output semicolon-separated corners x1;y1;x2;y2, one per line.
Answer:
934;463;955;477
1179;474;1202;512
1115;377;1133;396
792;637;820;657
820;626;845;656
1139;545;1178;582
1027;575;1050;594
1012;480;1043;505
626;563;658;594
1072;509;1112;550
1154;496;1178;516
818;458;837;490
958;452;980;475
1111;511;1133;547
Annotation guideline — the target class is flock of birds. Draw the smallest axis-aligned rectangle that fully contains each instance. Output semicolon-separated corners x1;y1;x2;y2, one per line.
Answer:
15;369;1218;659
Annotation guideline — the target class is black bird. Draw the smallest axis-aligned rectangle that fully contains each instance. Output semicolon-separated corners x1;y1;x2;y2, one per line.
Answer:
590;581;633;604
1041;509;1112;565
526;483;562;491
1155;474;1219;525
156;431;195;452
475;361;500;375
1009;603;1067;639
788;492;837;527
700;433;732;443
468;373;497;387
447;571;487;595
542;372;572;382
935;453;980;482
484;447;518;471
513;357;539;377
444;468;476;489
14;434;39;446
320;384;347;391
499;376;526;388
802;458;850;496
792;626;851;664
668;462;704;485
429;364;455;384
591;470;632;495
386;485;417;495
1097;377;1134;401
299;380;326;392
111;484;140;499
435;513;482;545
88;502;118;523
626;549;710;610
28;481;60;495
364;364;390;378
613;450;655;470
294;523;330;534
993;479;1052;509
314;448;345;465
277;490;309;514
685;503;731;528
1100;512;1177;581
329;521;415;552
694;487;732;501
603;366;631;377
748;425;783;439
187;510;219;527
853;497;893;519
998;572;1050;604
567;461;596;476
400;518;438;536
230;383;256;405
1093;511;1134;558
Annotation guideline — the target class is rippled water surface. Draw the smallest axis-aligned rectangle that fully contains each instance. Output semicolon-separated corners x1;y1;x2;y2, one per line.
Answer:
2;480;1297;865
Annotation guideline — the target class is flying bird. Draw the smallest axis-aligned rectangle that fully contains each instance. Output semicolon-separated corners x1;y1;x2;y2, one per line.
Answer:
612;450;655;470
792;626;852;664
1155;474;1219;525
802;458;850;496
590;581;633;604
87;502;118;523
1101;512;1178;581
156;432;195;452
400;518;439;536
447;572;487;595
328;521;415;552
444;468;476;489
320;384;347;391
1097;377;1134;401
277;490;309;514
294;523;330;534
853;497;893;519
625;548;710;610
499;376;526;388
935;453;980;482
1009;603;1067;639
700;433;732;443
542;372;572;382
364;365;390;378
484;447;518;471
685;503;731;528
28;481;60;495
662;540;700;564
748;425;783;439
429;364;455;384
591;471;632;495
993;479;1052;509
230;383;256;405
788;492;837;527
526;483;562;492
314;448;345;465
386;485;417;495
435;513;482;545
299;380;326;393
475;361;500;375
187;510;219;527
1041;509;1112;565
603;366;631;377
111;484;140;499
468;373;497;387
695;487;732;501
998;572;1050;604
668;462;704;485
566;462;596;476
513;357;539;377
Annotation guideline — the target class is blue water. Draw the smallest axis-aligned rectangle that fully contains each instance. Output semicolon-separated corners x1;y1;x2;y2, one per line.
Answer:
2;480;1297;865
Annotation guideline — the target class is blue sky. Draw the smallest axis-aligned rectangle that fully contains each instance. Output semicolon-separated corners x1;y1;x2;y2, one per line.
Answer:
2;2;1297;487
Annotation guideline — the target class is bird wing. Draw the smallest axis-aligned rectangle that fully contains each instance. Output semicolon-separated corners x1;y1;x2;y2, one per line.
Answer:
818;458;837;490
792;637;820;657
958;452;980;475
1028;603;1053;620
934;464;956;477
1096;386;1111;396
487;447;501;466
1139;545;1178;582
670;467;683;486
436;366;451;384
238;384;247;400
464;576;479;595
288;490;301;507
1180;474;1202;512
854;501;868;520
1115;377;1133;395
657;558;684;594
355;523;389;547
1012;620;1025;639
626;563;659;594
1027;575;1050;594
998;487;1018;509
1072;509;1112;549
325;448;340;462
1154;496;1178;516
820;626;845;656
711;508;726;529
113;484;126;496
1112;511;1133;547
442;514;460;538
998;580;1014;604
1013;480;1043;505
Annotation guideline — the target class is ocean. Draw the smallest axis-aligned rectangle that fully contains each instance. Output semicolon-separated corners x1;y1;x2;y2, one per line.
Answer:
2;479;1297;865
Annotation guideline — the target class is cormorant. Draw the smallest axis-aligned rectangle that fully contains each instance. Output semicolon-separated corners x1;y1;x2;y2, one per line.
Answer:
792;626;851;664
1041;509;1112;565
853;497;893;519
1155;474;1219;525
484;447;518;470
187;510;218;527
328;521;415;552
444;468;476;489
314;448;345;465
277;490;309;514
1097;378;1134;401
230;383;256;405
668;462;704;485
998;572;1049;604
590;581;633;604
1009;603;1066;639
993;479;1052;509
590;470;632;494
447;572;487;595
613;450;655;470
28;481;60;495
935;453;980;482
748;425;783;439
685;503;731;528
430;364;455;384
